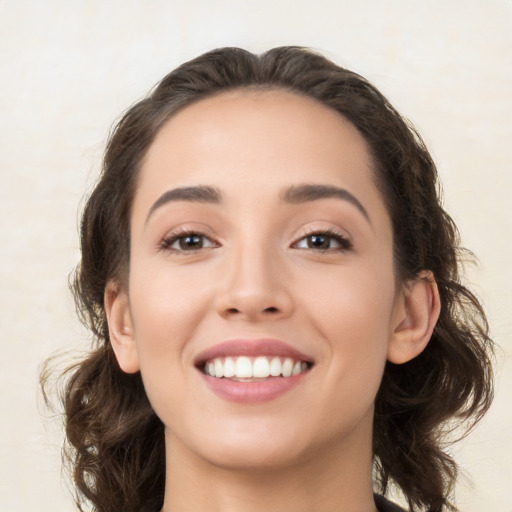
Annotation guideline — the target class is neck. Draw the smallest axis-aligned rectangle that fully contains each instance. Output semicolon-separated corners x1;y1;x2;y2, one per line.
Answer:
160;422;378;512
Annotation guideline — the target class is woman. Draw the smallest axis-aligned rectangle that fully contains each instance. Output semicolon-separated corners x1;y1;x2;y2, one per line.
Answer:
51;47;494;512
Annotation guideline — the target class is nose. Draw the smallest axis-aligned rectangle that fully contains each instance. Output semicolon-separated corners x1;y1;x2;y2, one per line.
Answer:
215;243;294;322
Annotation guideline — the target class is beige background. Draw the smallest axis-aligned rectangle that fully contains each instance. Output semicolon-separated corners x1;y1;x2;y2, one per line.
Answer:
1;1;511;511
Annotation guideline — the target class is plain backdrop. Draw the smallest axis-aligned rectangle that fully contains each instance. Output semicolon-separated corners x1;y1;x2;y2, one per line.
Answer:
1;1;511;511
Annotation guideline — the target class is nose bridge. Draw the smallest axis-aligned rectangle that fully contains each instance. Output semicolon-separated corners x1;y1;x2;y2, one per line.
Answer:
216;231;292;319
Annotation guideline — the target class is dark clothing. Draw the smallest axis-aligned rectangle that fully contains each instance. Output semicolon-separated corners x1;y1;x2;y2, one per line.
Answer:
375;494;407;512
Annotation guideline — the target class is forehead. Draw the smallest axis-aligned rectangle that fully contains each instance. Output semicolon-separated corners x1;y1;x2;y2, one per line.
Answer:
145;89;373;171
134;89;387;225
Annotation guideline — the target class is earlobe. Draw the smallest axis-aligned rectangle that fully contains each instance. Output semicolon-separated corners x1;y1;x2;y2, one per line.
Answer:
387;271;441;364
104;281;140;373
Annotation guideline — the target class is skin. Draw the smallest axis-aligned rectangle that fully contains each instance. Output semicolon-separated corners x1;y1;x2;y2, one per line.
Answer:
106;90;440;512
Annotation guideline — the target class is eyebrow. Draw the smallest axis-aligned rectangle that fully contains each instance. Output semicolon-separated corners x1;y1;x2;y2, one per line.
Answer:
282;184;371;224
145;183;370;225
146;185;221;224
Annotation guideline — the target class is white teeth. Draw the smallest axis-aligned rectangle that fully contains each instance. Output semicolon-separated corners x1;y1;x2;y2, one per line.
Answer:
235;356;253;378
214;358;224;378
204;356;309;379
292;361;302;376
253;356;270;378
269;357;282;377
282;358;293;377
204;356;310;379
223;357;235;378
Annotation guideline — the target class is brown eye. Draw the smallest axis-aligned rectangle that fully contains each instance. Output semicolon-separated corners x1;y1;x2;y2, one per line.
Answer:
160;232;218;252
306;234;331;249
177;234;204;250
294;231;352;251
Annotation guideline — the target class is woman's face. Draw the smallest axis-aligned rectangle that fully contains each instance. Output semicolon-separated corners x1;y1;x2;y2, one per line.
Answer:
117;89;405;470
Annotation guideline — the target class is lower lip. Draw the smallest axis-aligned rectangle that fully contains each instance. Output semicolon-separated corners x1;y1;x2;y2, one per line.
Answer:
199;371;309;403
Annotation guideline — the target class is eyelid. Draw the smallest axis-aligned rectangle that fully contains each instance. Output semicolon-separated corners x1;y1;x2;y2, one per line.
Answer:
290;224;353;251
158;225;221;253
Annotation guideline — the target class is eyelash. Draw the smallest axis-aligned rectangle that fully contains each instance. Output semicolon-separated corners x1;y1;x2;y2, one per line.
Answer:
159;229;219;253
291;228;352;252
159;228;352;254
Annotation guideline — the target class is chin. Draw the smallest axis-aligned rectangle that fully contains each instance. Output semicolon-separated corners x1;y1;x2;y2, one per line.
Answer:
168;420;313;472
203;442;307;472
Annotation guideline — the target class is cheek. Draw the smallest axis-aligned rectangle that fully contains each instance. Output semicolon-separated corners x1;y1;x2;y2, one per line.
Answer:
305;256;396;332
303;260;395;382
127;263;213;368
126;266;208;422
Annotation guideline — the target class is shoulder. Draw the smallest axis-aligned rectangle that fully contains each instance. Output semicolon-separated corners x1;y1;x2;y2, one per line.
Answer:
374;494;408;512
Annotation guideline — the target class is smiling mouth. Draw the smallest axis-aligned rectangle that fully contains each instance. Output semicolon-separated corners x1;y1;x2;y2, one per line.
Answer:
202;356;313;380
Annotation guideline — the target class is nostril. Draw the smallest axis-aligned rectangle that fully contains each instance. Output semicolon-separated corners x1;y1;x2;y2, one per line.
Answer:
227;307;240;314
264;306;279;313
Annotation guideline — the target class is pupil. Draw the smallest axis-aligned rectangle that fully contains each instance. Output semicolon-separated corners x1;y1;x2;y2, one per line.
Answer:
308;235;329;249
180;235;202;250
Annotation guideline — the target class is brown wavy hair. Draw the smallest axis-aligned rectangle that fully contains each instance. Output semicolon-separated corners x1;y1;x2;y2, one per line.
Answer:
42;47;494;512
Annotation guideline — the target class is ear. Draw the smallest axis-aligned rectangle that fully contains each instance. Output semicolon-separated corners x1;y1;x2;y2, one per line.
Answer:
104;280;140;373
387;271;441;364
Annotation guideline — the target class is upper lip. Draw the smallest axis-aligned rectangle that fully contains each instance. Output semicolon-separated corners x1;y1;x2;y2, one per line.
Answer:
194;339;314;367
